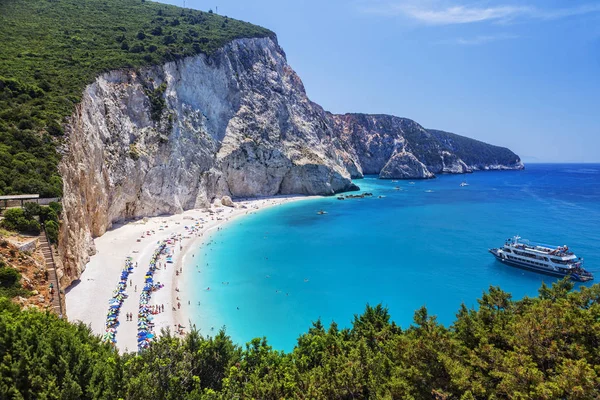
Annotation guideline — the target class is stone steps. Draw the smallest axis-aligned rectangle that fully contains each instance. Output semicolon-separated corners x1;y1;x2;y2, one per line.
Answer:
39;230;62;316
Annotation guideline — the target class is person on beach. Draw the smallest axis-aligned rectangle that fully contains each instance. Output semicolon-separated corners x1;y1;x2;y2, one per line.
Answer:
177;302;181;309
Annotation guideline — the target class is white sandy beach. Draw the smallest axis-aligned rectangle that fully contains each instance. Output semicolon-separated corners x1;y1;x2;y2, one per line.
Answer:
65;195;315;353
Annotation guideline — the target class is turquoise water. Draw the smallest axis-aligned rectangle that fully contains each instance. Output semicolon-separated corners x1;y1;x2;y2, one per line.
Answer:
186;164;600;351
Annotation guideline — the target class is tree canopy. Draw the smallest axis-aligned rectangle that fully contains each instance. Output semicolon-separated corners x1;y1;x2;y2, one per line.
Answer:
0;278;599;399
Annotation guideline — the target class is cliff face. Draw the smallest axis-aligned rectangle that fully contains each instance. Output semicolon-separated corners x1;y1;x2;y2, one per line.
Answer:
330;113;523;180
57;36;522;284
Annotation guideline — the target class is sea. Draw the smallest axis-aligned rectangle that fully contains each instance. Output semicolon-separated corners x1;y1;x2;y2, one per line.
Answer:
185;164;600;352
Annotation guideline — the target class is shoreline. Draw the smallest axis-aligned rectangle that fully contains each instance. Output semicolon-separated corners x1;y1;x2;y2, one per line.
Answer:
65;195;318;353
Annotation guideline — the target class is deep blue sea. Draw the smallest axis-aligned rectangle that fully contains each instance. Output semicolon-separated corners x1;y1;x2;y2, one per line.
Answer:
185;164;600;351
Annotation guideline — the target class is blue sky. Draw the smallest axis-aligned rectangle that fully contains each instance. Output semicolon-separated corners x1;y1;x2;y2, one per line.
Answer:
158;0;600;162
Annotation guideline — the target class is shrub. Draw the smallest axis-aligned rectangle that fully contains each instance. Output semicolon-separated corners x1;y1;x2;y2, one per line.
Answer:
162;35;176;45
46;120;64;136
0;262;20;288
39;206;58;224
23;202;41;220
45;220;59;244
1;206;41;234
1;208;25;230
48;201;62;215
151;26;163;36
22;219;41;234
129;44;145;53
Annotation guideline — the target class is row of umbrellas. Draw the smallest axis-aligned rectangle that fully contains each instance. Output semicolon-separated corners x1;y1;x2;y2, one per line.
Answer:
137;241;168;350
102;257;134;345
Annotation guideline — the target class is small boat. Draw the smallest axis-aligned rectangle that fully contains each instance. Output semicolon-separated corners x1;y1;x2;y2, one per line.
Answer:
409;182;415;185
394;187;400;190
424;190;434;193
337;196;345;200
489;236;593;281
460;181;469;187
317;210;327;215
391;180;398;183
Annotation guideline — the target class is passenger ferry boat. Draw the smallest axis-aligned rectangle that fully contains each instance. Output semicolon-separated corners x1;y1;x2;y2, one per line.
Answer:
489;236;593;281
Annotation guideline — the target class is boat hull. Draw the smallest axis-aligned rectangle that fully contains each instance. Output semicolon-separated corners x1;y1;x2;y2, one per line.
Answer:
489;249;592;282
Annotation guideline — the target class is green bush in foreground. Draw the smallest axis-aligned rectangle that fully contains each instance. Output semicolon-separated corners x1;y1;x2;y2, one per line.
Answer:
0;0;273;197
0;278;599;399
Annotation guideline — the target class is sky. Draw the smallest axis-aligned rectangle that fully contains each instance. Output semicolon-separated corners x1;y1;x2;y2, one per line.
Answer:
158;0;600;163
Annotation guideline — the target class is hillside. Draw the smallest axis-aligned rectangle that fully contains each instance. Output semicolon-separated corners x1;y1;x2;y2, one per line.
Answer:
0;0;273;197
331;113;523;178
429;129;523;168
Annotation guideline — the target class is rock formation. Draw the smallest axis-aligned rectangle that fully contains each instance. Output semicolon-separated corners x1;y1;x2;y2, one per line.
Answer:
329;113;523;179
57;36;523;284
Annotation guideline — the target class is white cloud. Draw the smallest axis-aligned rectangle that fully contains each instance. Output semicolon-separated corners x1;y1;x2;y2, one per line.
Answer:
399;5;529;24
359;1;600;25
439;34;519;45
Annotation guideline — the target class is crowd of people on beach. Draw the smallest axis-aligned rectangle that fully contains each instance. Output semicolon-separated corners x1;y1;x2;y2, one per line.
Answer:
99;213;245;351
102;258;134;345
137;242;167;350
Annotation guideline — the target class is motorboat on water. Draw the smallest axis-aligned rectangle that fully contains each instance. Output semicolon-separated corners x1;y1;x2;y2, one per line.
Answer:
317;210;327;215
489;236;593;281
460;181;469;187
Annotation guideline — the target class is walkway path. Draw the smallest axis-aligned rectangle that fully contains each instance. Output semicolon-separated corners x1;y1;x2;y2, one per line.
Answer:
39;229;63;316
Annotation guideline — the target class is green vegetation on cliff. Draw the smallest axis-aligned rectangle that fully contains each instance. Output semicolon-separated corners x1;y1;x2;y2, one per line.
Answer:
429;129;522;167
1;279;599;399
0;0;272;197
